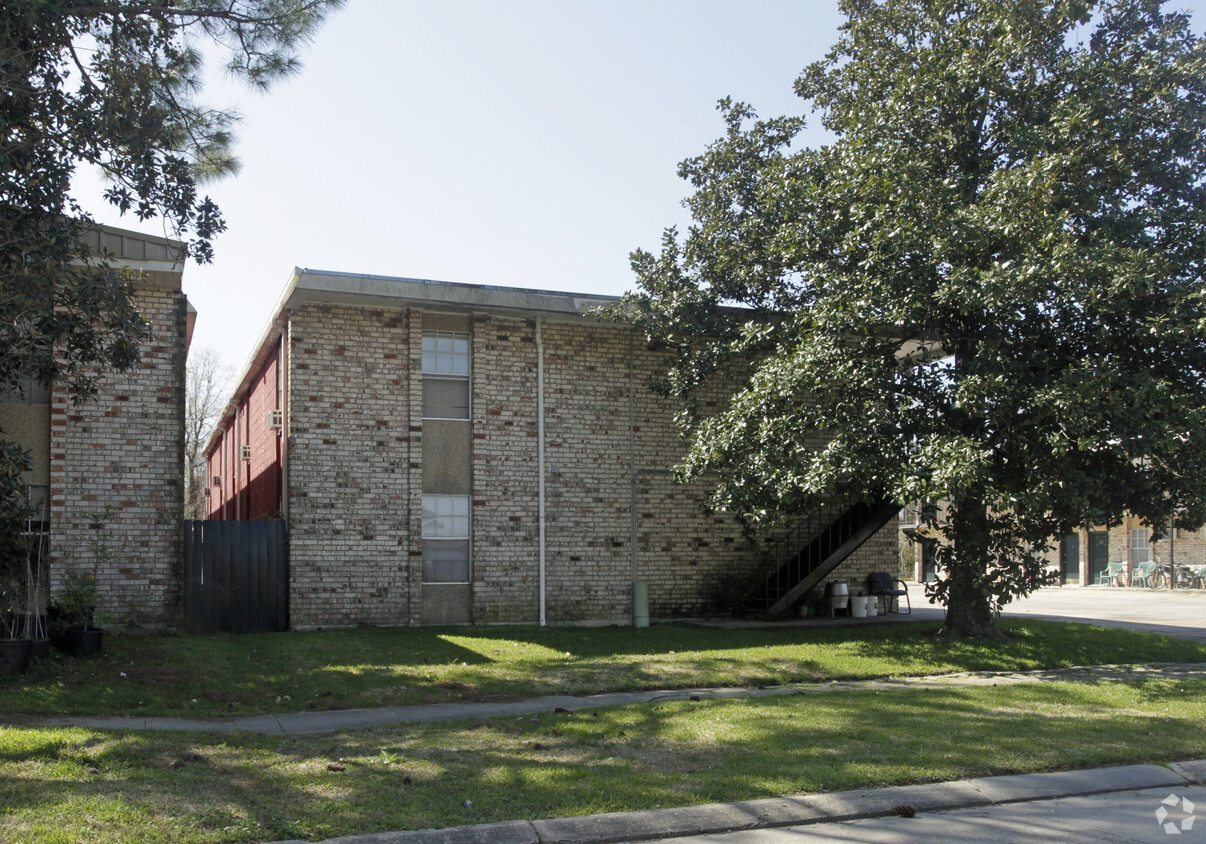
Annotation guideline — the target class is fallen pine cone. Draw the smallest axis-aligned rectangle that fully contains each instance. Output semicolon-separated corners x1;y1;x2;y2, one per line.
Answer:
892;803;916;818
327;763;347;772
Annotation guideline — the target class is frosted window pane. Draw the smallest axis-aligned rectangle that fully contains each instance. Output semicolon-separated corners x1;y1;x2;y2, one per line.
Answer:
423;378;469;418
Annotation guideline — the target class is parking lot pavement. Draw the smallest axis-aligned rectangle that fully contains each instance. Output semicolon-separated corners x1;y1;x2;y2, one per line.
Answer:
905;580;1206;642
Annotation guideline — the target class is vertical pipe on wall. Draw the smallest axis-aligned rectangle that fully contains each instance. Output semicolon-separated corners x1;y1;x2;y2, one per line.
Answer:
278;330;288;521
1169;512;1176;590
234;407;242;521
536;317;547;626
629;330;639;624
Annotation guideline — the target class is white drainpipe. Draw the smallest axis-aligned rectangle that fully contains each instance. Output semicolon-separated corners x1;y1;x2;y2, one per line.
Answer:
537;317;547;626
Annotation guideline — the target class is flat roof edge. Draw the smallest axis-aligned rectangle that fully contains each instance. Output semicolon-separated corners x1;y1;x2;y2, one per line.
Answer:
289;269;619;316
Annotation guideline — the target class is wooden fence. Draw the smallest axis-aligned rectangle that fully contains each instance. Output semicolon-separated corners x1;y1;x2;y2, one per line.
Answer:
183;520;288;633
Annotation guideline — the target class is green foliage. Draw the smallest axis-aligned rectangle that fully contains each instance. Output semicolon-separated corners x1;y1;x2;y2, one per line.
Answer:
619;0;1206;636
0;0;341;540
52;508;118;631
0;442;35;638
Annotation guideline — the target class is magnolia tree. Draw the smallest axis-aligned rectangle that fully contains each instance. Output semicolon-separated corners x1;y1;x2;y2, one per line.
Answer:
619;0;1206;637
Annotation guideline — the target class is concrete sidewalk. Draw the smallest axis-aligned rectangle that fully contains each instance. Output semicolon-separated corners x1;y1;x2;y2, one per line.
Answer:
267;760;1206;844
30;661;1206;735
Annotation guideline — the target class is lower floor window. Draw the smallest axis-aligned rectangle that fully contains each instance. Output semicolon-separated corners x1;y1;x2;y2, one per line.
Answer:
422;495;470;583
422;538;470;583
1130;528;1149;563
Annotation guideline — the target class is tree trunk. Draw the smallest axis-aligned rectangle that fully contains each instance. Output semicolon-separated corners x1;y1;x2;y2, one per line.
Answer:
940;495;1005;639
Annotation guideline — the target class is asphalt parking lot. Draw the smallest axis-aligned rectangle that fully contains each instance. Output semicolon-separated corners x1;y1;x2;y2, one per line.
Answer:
906;579;1206;642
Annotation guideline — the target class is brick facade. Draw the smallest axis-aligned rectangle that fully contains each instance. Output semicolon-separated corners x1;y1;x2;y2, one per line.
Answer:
287;304;416;626
205;272;899;627
49;273;188;627
1042;519;1206;586
205;343;282;520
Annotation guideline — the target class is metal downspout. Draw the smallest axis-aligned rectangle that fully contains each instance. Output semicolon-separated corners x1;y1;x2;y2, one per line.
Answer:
629;330;638;623
278;330;288;521
537;317;547;626
234;407;242;521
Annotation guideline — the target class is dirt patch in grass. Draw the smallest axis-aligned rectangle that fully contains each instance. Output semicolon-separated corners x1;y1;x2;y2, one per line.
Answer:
433;681;475;691
122;665;193;686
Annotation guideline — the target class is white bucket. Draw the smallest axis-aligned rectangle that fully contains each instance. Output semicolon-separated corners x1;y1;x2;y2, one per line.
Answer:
850;595;868;618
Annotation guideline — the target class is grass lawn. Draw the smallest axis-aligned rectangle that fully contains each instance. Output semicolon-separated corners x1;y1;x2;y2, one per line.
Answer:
2;676;1205;843
1;620;1204;842
1;619;1203;719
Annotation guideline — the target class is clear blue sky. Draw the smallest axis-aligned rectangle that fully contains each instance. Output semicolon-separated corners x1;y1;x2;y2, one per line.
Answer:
77;1;1205;378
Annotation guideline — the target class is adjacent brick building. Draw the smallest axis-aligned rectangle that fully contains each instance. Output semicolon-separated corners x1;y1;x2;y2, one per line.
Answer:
0;224;193;627
206;269;898;628
1044;521;1206;587
899;505;1206;588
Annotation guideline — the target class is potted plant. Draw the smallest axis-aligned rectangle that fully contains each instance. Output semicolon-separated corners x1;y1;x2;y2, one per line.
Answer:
0;560;32;676
52;565;103;656
20;510;49;659
0;449;35;675
51;508;112;657
23;554;49;658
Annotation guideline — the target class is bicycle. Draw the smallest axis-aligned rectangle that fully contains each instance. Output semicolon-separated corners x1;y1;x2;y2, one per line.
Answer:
1147;558;1195;590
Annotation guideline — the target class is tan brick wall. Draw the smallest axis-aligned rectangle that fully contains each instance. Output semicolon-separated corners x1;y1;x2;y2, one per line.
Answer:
49;286;187;627
630;338;770;618
284;305;899;627
287;304;415;626
469;315;540;622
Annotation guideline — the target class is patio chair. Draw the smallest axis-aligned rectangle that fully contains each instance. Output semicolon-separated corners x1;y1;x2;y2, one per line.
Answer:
1097;561;1125;587
867;572;911;615
1192;566;1206;590
1129;560;1155;588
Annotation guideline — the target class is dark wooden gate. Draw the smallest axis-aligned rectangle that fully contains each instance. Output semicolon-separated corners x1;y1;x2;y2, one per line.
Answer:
183;520;288;633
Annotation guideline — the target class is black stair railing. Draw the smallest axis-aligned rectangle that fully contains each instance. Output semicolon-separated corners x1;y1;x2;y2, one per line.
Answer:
732;496;898;619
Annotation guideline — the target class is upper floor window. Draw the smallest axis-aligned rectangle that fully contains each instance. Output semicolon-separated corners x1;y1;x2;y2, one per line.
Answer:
0;376;50;405
422;330;469;419
422;330;469;375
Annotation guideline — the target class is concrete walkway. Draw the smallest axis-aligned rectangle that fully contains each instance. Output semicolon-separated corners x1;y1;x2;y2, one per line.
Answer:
266;761;1206;844
30;661;1206;736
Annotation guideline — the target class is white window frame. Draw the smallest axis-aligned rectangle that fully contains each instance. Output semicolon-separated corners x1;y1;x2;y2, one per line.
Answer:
1130;528;1149;564
422;330;470;420
421;494;471;584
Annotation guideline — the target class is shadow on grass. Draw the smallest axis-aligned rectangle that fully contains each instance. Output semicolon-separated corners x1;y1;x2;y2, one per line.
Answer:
2;620;1204;720
2;677;1206;843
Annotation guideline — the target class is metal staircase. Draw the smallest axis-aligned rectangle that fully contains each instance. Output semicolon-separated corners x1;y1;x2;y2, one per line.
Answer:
732;497;899;619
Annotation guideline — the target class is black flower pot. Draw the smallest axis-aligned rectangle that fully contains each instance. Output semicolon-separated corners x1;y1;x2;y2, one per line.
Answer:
29;638;51;660
60;628;103;658
0;638;32;676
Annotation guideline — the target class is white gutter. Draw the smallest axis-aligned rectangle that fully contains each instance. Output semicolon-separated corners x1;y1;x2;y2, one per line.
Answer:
278;332;288;521
537;317;547;626
629;330;638;621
